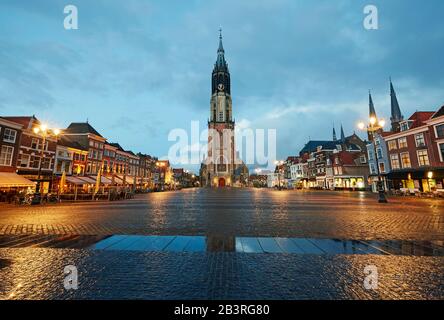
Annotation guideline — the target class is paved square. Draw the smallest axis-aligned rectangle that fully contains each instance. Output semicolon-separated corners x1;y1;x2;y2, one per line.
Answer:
0;189;443;299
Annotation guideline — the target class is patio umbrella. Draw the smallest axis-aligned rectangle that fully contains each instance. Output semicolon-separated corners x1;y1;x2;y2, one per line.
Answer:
59;171;66;194
94;168;102;195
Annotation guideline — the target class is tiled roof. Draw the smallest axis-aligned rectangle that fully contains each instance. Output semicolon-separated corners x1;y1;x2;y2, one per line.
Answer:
408;111;435;128
2;116;38;128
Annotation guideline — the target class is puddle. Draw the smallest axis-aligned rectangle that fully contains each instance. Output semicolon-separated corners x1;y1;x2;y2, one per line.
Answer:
1;234;442;256
90;235;444;256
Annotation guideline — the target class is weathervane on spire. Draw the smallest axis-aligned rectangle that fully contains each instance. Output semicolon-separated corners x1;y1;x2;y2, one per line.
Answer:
219;27;222;39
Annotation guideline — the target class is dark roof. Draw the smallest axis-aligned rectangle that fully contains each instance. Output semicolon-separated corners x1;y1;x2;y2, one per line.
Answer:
299;140;337;155
58;136;88;151
109;142;124;151
431;105;444;119
65;122;103;137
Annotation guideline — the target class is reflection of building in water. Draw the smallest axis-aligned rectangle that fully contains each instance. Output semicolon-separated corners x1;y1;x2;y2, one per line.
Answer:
200;30;248;188
206;235;235;252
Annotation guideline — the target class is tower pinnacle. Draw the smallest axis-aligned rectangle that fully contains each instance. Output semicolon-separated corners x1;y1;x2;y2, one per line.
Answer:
369;91;377;119
390;79;404;132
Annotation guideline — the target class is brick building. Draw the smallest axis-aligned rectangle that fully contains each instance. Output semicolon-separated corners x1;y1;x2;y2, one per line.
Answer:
54;136;89;176
385;106;444;191
137;153;157;190
63;122;106;176
4;116;58;193
0;117;23;172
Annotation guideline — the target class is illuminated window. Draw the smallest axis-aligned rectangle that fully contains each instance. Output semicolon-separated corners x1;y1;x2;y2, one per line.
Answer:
387;140;397;151
379;162;386;173
19;154;30;168
0;146;14;166
398;137;408;149
400;152;411;168
390;154;400;170
417;150;430;166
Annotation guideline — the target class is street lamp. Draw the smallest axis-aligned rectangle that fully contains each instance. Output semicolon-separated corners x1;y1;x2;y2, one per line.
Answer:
357;118;388;203
32;124;61;204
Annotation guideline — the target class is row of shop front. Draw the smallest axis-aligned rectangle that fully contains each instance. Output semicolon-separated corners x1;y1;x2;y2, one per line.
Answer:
0;172;160;203
276;175;367;190
370;168;444;193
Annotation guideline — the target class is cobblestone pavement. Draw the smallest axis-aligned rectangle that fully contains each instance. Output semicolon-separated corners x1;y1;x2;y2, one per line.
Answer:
0;248;443;300
0;189;443;240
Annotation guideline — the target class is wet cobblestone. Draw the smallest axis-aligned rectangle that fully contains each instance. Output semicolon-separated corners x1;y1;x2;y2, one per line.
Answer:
0;189;443;240
0;248;443;300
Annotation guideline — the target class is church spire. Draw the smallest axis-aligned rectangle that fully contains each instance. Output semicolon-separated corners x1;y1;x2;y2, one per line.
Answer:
212;28;230;95
218;28;224;53
390;78;404;132
340;124;345;141
332;124;337;141
369;91;377;119
215;28;228;70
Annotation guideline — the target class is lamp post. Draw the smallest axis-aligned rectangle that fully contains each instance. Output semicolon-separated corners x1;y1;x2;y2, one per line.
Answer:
32;125;60;204
357;117;388;203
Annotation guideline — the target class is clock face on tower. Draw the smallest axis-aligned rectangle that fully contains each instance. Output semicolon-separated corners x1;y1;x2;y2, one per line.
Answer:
217;83;225;91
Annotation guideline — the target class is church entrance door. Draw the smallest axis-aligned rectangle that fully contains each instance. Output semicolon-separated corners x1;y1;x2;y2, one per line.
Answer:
218;178;226;187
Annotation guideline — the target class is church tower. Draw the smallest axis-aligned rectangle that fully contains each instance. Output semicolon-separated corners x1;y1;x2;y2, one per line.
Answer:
203;30;236;187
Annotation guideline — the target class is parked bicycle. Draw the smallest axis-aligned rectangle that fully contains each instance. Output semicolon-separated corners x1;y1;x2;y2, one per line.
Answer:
14;194;34;205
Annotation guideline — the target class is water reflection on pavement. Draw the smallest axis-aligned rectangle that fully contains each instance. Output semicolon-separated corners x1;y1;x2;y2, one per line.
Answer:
0;248;443;300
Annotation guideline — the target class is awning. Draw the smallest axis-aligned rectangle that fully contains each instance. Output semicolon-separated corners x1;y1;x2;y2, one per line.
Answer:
334;176;365;179
113;176;123;184
66;176;87;186
0;173;36;188
76;176;97;184
125;176;135;185
88;175;112;185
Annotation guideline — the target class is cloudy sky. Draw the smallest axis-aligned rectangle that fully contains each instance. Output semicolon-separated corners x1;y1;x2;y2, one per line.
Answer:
1;0;444;172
